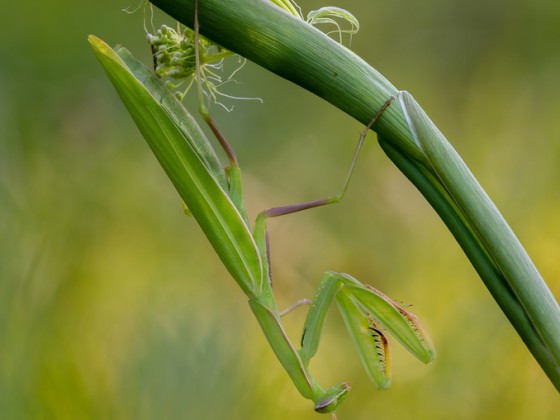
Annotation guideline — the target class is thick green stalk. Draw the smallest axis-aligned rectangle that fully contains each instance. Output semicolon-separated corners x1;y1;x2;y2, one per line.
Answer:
149;0;560;389
378;138;560;388
150;0;417;157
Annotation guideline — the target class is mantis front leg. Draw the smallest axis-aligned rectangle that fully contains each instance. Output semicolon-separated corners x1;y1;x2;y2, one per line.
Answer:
300;272;435;386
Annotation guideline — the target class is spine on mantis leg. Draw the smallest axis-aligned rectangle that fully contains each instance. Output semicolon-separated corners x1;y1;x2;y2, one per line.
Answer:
300;272;435;391
336;289;392;389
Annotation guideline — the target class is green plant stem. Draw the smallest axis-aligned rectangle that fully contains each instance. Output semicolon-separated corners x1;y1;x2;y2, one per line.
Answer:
149;0;560;389
379;138;560;386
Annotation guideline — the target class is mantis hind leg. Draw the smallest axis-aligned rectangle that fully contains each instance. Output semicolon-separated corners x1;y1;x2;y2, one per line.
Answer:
265;97;394;219
252;97;394;281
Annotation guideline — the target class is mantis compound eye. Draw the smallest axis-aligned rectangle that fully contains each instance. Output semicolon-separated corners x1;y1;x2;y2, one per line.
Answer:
314;382;350;414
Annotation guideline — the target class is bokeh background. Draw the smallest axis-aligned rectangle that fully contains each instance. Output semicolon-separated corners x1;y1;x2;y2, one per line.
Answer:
1;0;559;418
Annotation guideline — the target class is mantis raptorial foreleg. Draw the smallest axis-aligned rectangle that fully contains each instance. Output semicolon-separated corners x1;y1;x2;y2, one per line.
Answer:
300;272;435;388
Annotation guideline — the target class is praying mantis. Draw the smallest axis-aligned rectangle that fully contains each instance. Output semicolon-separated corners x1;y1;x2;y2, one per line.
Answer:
88;1;435;414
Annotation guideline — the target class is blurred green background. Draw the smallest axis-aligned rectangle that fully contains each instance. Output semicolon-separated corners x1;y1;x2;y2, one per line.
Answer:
1;0;559;418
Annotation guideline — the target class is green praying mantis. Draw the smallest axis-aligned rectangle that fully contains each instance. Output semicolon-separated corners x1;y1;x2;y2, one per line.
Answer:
88;1;435;415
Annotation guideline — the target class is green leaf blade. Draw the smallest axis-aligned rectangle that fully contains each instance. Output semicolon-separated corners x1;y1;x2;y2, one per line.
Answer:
399;91;560;367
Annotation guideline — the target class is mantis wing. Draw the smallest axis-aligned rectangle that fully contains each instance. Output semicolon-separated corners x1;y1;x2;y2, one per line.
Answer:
89;36;264;296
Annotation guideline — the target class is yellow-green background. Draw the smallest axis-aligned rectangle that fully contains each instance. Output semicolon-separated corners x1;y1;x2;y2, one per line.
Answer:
1;0;559;418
